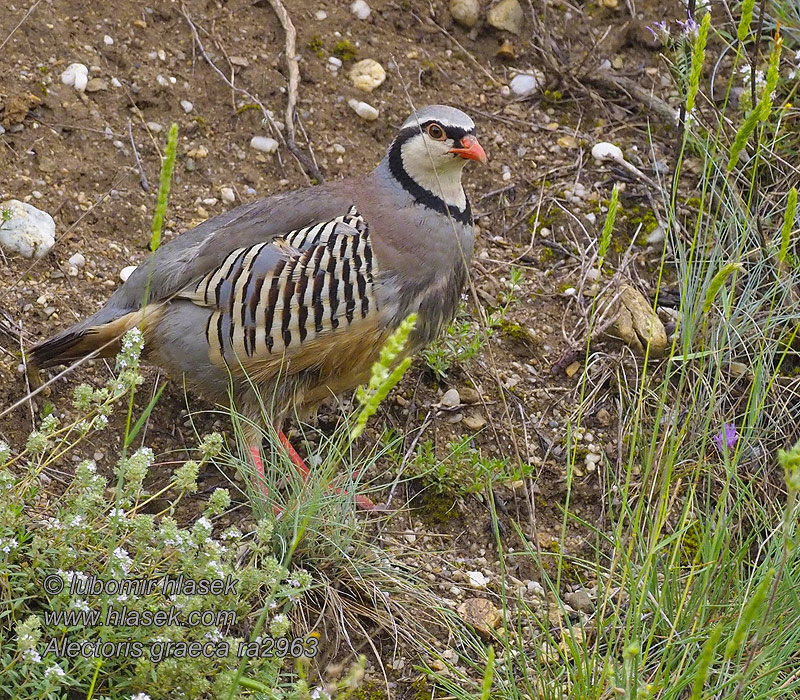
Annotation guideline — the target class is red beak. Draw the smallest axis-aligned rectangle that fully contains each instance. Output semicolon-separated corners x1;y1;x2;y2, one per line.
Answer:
450;134;487;164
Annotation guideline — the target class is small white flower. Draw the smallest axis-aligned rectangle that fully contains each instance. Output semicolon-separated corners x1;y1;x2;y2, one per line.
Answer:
117;593;128;603
70;515;84;527
131;694;152;700
109;507;126;520
112;546;132;572
71;599;90;612
22;648;42;663
45;664;66;679
0;537;18;554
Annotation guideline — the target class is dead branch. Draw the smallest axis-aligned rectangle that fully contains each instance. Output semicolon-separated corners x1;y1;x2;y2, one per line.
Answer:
266;0;324;183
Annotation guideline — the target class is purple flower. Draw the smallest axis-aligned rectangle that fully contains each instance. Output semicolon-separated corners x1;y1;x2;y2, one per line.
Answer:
677;14;699;37
713;423;739;452
647;21;670;41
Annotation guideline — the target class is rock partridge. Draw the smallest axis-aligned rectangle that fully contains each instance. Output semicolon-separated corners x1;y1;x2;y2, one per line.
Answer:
31;105;486;505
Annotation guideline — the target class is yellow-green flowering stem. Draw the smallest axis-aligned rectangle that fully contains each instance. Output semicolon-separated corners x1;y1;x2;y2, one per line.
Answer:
779;188;797;263
737;0;755;42
687;12;711;112
351;313;417;441
703;263;744;313
724;570;773;659
597;184;619;270
150;122;179;252
690;626;722;700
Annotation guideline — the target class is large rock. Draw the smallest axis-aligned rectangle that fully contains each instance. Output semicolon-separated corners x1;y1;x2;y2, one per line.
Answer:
487;0;524;34
0;200;56;259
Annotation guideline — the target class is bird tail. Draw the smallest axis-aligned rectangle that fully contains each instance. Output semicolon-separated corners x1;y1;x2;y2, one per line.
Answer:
29;304;164;368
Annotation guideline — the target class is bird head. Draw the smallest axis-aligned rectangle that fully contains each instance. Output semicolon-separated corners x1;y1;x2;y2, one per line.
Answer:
386;105;486;215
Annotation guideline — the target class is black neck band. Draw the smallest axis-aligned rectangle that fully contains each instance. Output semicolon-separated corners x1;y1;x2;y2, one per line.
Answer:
387;127;473;226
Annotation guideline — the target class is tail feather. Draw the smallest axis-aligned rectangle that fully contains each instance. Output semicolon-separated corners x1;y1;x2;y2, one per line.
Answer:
29;306;164;368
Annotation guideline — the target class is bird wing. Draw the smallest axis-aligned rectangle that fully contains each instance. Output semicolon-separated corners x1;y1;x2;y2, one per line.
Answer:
109;181;363;315
175;207;390;376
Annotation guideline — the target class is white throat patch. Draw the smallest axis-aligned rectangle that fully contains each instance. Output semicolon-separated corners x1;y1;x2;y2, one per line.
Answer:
399;137;467;210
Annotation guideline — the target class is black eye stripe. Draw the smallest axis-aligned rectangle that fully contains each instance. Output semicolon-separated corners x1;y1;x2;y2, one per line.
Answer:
415;120;473;142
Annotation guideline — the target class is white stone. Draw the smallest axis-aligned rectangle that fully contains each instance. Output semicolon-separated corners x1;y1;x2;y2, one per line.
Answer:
328;56;343;68
591;142;623;162
103;35;114;45
441;388;460;408
467;570;489;588
526;580;545;598
180;99;193;113
146;122;163;133
111;77;122;88
119;265;137;282
647;226;666;244
68;252;85;268
350;0;371;20
510;73;539;97
61;63;89;92
0;200;56;259
249;136;279;153
347;98;379;121
315;10;328;20
450;0;480;27
349;58;386;92
220;187;235;204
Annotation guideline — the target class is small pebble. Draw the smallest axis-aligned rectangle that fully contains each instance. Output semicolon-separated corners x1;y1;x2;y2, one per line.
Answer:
449;0;480;28
350;0;371;20
146;122;163;133
347;98;379;121
68;252;85;268
119;266;136;282
111;77;122;88
103;35;114;45
220;187;235;204
315;10;327;20
349;58;386;92
202;197;218;206
509;73;539;97
328;56;343;68
61;63;89;92
180;99;193;113
249;136;279;153
591;142;623;162
441;388;461;408
467;571;489;588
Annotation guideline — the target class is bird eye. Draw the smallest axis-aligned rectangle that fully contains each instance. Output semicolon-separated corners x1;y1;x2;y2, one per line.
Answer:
427;123;446;140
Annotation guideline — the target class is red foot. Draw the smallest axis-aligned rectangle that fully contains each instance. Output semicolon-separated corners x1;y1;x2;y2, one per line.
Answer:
250;433;375;512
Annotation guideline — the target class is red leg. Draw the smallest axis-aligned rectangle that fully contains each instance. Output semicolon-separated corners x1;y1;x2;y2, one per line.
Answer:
277;430;310;478
249;446;270;499
277;430;375;510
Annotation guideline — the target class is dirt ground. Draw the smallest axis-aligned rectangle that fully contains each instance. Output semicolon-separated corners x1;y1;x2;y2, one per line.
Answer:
1;0;683;693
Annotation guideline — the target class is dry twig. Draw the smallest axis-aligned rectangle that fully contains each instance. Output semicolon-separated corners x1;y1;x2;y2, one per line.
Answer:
266;0;324;183
128;118;150;192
